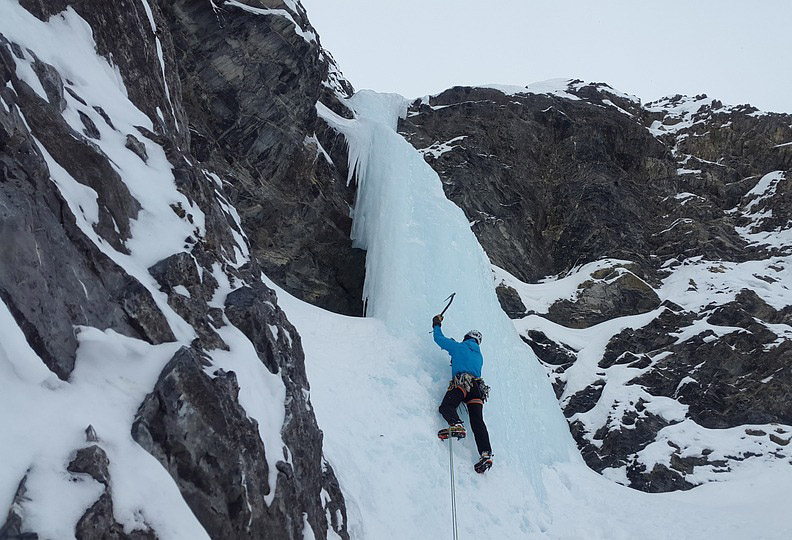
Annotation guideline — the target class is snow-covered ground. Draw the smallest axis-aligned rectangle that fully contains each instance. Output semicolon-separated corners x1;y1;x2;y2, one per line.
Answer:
275;281;792;539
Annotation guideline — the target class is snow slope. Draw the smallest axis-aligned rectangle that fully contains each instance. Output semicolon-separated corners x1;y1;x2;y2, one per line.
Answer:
272;90;792;539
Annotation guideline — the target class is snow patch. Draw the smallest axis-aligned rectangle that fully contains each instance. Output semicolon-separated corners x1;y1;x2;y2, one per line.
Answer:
417;135;467;159
304;133;333;165
223;0;316;43
172;285;191;298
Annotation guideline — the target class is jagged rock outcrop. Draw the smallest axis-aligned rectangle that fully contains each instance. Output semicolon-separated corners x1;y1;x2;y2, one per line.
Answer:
132;348;276;539
68;445;157;540
495;284;527;318
546;266;660;328
0;476;33;540
224;282;347;538
133;345;346;540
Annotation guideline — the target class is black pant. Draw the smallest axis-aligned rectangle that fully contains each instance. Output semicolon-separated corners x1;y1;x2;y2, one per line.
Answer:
439;382;492;455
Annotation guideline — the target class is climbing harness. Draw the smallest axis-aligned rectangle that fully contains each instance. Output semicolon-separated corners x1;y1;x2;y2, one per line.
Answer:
447;373;491;402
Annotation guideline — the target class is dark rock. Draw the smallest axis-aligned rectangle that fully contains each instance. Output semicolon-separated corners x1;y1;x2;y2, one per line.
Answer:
64;444;157;539
133;347;274;539
68;445;110;486
119;280;177;345
74;492;156;540
600;308;693;368
626;355;652;370
599;351;641;369
125;134;148;162
563;380;605;417
0;475;37;540
522;330;576;366
28;54;65;112
0;58;166;379
770;434;790;446
633;327;792;428
85;425;99;443
731;289;791;324
495;284;527;318
147;252;225;350
65;87;87;106
628;463;694;492
1;38;140;253
401;85;677;283
78;110;100;139
223;282;348;538
161;0;364;315
133;345;347;540
599;408;671;470
547;270;660;328
668;453;709;475
92;106;115;130
225;284;286;375
19;0;187;142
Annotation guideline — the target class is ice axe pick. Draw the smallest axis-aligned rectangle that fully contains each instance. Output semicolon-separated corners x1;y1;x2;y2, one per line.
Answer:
429;293;456;333
439;292;456;317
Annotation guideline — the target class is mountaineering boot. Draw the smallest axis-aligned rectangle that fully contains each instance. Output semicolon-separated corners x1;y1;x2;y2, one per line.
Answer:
474;451;493;473
437;423;466;440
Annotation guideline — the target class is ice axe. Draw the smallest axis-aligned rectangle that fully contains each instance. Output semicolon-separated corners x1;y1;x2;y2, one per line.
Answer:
439;292;456;317
430;293;456;332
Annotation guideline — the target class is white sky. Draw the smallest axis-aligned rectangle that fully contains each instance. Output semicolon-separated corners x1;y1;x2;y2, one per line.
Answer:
301;0;792;113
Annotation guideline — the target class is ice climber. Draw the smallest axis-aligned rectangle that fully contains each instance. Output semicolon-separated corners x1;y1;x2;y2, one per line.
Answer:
433;314;493;473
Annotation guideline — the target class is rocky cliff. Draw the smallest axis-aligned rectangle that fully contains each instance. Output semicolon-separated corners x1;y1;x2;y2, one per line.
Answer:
0;0;356;537
400;80;792;492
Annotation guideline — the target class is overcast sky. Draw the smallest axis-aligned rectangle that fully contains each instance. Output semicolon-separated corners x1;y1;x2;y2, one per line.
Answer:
301;0;792;113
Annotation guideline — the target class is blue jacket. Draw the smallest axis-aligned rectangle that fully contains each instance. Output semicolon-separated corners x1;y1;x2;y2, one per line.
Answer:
433;326;483;378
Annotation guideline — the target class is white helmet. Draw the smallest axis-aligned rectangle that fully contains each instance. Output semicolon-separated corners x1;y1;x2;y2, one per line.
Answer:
464;330;482;345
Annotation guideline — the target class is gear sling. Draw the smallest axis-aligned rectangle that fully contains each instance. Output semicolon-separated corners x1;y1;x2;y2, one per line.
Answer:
439;373;492;455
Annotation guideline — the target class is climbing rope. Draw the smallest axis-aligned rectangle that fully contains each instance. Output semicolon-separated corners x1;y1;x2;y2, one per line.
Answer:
448;435;459;540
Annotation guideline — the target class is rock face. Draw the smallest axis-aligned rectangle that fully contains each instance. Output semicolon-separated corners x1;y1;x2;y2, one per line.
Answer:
162;0;364;316
133;344;345;540
629;292;792;428
400;84;677;283
1;0;351;537
401;80;792;492
0;35;168;379
133;348;274;539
